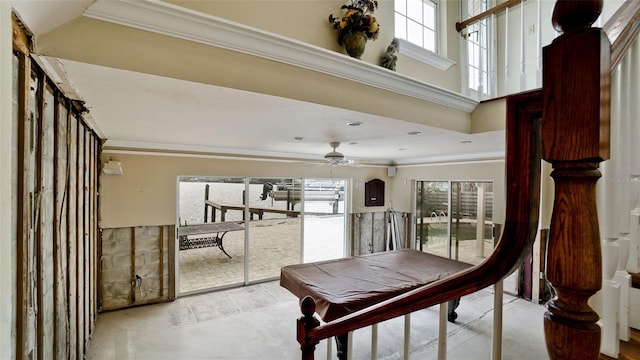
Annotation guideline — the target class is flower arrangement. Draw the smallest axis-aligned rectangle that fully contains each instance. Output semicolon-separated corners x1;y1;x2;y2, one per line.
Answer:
328;0;380;46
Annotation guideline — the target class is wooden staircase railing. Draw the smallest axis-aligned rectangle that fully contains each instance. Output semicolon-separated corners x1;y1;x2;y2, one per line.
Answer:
603;0;640;70
297;89;543;358
297;1;640;359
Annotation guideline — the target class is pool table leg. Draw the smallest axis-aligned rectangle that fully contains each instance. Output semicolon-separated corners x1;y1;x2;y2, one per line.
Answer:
335;333;348;360
448;298;461;322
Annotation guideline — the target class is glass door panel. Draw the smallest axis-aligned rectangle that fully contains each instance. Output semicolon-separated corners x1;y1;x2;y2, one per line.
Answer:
450;181;494;264
415;180;493;265
247;177;302;283
303;179;346;263
415;181;450;257
178;176;246;293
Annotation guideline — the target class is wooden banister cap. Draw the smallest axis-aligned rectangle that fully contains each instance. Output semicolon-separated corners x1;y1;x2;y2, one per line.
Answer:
300;296;316;316
552;0;603;33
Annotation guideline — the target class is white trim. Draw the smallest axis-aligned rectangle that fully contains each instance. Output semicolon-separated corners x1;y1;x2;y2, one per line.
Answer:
83;0;477;113
397;150;505;166
103;139;334;162
397;39;456;70
103;140;503;167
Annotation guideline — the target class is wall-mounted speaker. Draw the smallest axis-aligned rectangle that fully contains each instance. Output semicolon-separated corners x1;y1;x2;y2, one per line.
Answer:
387;167;396;177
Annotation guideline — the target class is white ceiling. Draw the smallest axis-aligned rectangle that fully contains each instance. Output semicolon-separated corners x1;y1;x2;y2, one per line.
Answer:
14;0;505;166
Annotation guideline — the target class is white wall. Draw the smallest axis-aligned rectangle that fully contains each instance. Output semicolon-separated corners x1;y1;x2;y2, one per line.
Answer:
1;2;15;358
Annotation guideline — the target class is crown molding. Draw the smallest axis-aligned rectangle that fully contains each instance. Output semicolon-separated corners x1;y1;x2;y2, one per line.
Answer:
103;140;326;161
84;0;478;113
103;140;503;167
396;151;505;166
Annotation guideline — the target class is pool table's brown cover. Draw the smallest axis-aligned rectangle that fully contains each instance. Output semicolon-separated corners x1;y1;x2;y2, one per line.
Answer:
280;249;473;322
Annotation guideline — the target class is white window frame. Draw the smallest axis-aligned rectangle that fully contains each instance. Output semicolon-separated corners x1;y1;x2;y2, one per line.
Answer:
394;0;455;70
460;0;496;99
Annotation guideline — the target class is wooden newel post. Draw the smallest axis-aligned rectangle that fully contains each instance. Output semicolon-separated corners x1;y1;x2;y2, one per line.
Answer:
542;1;610;359
297;296;320;360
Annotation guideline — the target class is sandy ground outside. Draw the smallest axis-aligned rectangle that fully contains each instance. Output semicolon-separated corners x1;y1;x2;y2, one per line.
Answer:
179;215;345;293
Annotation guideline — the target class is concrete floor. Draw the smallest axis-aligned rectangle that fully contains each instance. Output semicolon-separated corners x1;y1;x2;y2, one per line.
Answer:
87;281;549;360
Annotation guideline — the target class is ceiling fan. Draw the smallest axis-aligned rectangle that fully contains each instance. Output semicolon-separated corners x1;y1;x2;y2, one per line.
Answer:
323;141;355;166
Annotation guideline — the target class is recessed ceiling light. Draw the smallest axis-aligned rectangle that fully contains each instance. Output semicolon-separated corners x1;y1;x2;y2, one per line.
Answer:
460;140;472;144
349;142;358;145
294;136;305;141
407;131;422;136
398;148;407;151
347;121;363;126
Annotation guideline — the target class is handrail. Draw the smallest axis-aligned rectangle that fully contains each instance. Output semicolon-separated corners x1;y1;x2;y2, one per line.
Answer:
603;0;640;70
455;0;527;32
298;89;542;350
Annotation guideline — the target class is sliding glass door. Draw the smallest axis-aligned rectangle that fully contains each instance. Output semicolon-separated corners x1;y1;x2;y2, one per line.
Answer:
415;180;494;265
177;176;348;295
247;178;302;283
178;177;247;293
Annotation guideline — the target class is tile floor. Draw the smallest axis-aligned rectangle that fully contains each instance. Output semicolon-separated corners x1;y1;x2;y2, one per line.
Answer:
86;281;549;360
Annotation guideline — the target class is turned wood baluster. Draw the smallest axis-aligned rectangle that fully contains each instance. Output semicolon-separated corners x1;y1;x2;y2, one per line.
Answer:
298;296;320;360
542;1;610;359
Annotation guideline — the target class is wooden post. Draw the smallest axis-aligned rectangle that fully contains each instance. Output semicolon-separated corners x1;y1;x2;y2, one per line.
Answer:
204;184;209;223
297;296;320;360
542;1;610;358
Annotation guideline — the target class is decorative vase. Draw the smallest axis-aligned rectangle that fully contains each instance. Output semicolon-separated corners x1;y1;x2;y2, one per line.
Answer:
342;31;367;59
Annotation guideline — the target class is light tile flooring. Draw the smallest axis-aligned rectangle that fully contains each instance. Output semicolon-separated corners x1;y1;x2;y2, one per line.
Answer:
87;281;549;359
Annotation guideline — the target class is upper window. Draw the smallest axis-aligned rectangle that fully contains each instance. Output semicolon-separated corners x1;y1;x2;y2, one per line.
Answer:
394;0;438;53
463;0;491;97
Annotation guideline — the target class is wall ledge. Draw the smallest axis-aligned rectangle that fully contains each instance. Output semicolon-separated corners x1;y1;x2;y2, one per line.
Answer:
84;0;478;113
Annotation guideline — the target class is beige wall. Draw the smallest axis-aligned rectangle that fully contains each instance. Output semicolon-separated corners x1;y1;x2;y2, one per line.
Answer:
38;16;470;133
100;153;391;228
163;0;462;92
100;152;505;228
388;161;506;224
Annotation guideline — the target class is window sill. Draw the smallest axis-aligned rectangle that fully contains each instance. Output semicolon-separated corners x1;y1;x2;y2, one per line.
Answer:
397;39;456;71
